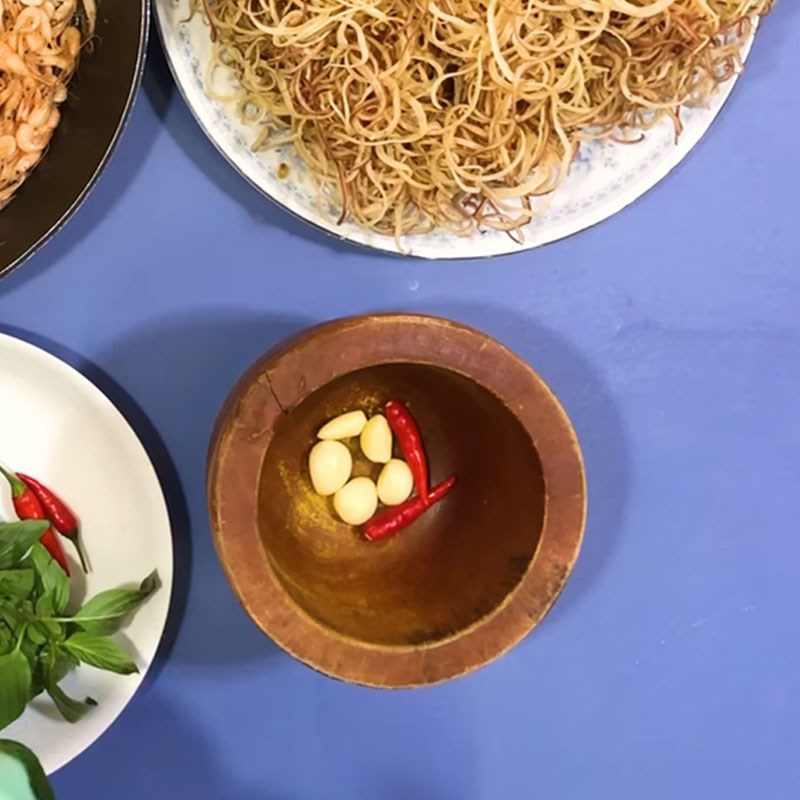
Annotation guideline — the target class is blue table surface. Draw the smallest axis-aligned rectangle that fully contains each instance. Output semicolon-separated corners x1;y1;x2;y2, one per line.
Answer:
1;6;799;798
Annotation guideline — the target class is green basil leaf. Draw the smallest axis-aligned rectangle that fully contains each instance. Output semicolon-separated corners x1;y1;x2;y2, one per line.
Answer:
0;651;32;731
0;617;14;652
64;633;138;675
19;637;41;675
28;545;69;614
34;593;52;616
48;647;78;685
71;571;159;635
0;522;49;570
139;571;159;596
0;569;35;598
44;680;95;724
0;610;21;645
0;739;55;800
29;675;44;701
32;597;62;641
24;624;46;647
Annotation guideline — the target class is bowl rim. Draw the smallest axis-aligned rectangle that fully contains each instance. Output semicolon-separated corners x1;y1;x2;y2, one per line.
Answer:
0;0;150;281
207;314;587;687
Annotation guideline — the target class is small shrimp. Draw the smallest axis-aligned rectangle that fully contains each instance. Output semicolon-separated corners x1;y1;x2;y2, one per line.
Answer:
1;82;23;115
25;31;47;53
0;135;17;160
15;96;33;123
81;0;96;35
14;148;44;173
0;82;16;107
51;0;76;36
52;0;75;23
1;182;24;209
15;121;44;153
61;26;80;59
27;98;52;127
15;7;52;38
0;42;32;75
42;105;59;131
37;52;70;69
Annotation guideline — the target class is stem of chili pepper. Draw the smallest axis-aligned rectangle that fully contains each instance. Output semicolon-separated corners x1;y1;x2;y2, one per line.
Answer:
384;400;429;504
364;474;456;542
0;465;70;575
18;473;89;574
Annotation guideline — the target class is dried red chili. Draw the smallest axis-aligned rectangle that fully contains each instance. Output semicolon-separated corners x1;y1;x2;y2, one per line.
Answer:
0;466;70;575
364;474;456;542
384;400;429;503
19;473;88;573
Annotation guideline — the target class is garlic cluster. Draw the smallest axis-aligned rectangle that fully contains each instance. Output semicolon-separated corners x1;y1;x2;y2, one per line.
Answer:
308;410;414;525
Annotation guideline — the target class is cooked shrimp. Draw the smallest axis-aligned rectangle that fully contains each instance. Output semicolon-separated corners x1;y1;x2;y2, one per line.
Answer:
0;0;89;206
81;0;95;34
14;7;52;38
0;135;17;160
27;99;51;127
15;121;44;151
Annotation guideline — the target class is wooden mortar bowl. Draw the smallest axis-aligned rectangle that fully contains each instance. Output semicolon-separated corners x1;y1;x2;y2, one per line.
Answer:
208;314;586;687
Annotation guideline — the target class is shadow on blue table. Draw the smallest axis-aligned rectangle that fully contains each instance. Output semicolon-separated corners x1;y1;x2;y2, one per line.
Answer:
52;691;283;800
95;311;314;670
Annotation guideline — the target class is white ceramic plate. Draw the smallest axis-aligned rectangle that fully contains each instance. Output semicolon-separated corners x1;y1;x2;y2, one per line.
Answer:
0;334;173;775
155;0;756;259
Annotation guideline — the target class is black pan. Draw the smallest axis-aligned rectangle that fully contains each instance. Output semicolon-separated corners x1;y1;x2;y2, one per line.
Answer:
0;0;148;279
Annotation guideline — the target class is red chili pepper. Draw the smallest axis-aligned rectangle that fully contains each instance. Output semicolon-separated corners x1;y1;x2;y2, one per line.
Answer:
384;400;429;503
0;466;70;575
18;473;89;573
364;474;456;542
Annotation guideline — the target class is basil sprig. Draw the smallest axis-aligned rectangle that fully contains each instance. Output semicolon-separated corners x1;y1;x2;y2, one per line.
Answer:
0;521;158;730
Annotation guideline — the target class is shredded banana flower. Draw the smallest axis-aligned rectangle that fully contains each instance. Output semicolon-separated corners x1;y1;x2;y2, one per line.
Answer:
197;0;776;243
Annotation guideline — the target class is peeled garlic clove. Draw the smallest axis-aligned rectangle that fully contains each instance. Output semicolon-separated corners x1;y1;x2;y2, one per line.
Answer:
360;414;392;463
308;440;352;496
377;459;414;506
317;410;367;440
334;477;378;526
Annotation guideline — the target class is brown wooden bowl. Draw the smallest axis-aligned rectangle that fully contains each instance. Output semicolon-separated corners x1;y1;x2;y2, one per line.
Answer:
208;314;586;687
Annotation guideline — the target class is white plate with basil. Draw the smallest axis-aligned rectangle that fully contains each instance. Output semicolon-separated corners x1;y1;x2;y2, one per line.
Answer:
0;334;173;776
